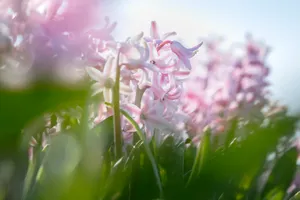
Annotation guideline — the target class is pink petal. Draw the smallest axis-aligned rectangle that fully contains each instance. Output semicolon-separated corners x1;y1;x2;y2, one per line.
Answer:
188;41;203;51
122;104;142;116
180;57;192;70
141;90;154;111
150;21;160;39
46;0;64;20
156;40;171;52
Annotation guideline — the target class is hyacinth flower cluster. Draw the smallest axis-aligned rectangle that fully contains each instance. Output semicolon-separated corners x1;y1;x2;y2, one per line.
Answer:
85;21;205;143
0;0;274;145
0;0;114;85
182;35;271;141
84;23;273;145
2;2;300;200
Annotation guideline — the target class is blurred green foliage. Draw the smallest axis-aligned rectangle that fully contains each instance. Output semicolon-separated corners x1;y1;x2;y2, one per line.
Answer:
0;80;300;200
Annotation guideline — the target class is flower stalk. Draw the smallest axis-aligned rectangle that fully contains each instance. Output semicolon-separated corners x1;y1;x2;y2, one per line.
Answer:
113;50;123;159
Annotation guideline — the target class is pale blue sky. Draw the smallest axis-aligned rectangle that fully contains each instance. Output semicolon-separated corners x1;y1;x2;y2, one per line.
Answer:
111;0;300;111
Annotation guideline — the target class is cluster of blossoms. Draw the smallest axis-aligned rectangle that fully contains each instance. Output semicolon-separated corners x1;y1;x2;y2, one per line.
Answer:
85;23;272;143
182;35;271;140
0;0;272;143
86;21;203;141
0;0;112;85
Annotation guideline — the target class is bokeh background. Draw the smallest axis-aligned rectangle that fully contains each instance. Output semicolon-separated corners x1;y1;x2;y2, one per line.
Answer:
106;0;300;112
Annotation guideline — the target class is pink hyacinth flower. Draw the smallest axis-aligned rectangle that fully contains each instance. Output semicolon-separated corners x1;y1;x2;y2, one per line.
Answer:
157;40;203;70
144;21;177;46
122;90;173;134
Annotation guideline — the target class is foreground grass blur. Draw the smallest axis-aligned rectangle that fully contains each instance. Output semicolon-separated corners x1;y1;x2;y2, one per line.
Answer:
0;78;299;200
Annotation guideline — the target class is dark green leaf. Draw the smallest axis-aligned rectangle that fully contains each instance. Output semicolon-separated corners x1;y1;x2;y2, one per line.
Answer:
261;147;298;199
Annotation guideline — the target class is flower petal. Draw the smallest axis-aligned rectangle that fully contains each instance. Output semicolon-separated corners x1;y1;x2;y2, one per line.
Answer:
103;56;115;77
156;40;171;52
180;57;192;70
86;67;105;82
130;32;144;43
150;21;160;39
141;40;150;61
103;88;112;103
122;104;142;120
188;41;203;51
91;82;104;96
162;31;177;40
120;82;133;94
146;114;172;130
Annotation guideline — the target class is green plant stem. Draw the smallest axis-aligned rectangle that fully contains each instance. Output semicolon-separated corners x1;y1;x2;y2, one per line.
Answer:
105;102;164;198
186;130;211;188
133;87;146;145
113;51;123;159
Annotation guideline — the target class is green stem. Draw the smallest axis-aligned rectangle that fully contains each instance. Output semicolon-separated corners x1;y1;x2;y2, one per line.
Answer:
133;87;146;145
186;130;211;188
113;51;123;159
105;102;164;198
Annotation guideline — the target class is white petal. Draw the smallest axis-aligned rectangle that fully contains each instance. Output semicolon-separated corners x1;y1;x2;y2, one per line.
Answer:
103;88;112;103
138;69;151;89
124;46;142;60
120;83;133;94
141;40;150;61
91;82;104;96
86;67;105;82
130;32;144;43
103;56;115;77
146;114;172;130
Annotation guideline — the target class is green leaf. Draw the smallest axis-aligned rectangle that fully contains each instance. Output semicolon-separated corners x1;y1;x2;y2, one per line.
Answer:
186;129;211;187
158;135;185;199
0;81;88;154
89;116;114;151
129;140;161;200
261;147;298;199
289;191;300;200
118;107;164;199
82;116;114;175
225;118;238;148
